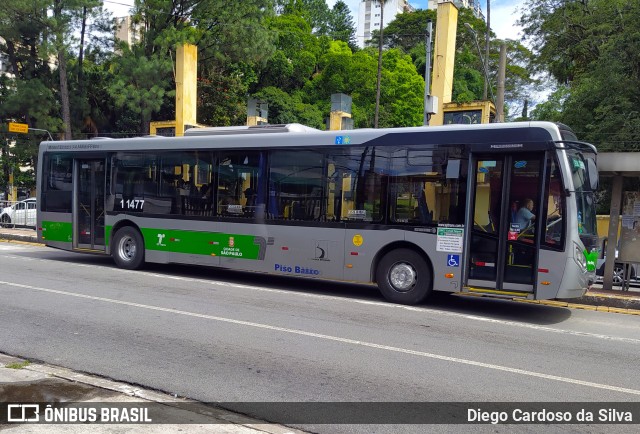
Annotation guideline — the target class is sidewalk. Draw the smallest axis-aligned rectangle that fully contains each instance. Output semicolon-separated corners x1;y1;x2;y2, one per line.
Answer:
1;227;639;313
0;354;299;432
0;227;38;244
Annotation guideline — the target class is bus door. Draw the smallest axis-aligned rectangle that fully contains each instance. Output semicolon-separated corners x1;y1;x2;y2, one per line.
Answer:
74;159;106;251
466;153;544;295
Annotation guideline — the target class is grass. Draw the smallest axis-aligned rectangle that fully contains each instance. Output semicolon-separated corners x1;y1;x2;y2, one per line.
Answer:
5;360;30;369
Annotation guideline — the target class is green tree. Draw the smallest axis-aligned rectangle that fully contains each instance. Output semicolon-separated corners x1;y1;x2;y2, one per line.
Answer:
369;8;435;53
107;46;175;134
277;0;331;35
253;86;324;128
328;1;357;51
529;85;568;123
520;0;640;149
305;41;424;128
257;13;321;92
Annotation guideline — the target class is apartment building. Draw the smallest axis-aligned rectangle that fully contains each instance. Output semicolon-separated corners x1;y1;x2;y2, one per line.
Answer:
356;0;485;48
427;0;484;20
356;0;415;48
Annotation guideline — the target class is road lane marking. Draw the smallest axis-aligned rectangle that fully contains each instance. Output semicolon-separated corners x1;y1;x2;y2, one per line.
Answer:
2;279;640;397
2;254;640;345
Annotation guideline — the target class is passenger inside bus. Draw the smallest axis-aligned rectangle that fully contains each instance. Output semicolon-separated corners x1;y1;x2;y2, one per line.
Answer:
243;188;256;215
412;189;433;224
514;198;536;231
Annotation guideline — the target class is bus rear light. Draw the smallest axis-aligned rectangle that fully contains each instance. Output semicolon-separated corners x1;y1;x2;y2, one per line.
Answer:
445;273;454;279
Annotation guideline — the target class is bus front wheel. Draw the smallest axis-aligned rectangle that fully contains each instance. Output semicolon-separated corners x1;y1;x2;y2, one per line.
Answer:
112;227;145;270
376;249;431;305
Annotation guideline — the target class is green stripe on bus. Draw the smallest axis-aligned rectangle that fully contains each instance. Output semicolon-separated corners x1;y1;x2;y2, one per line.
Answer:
42;223;260;259
140;228;261;259
41;221;73;243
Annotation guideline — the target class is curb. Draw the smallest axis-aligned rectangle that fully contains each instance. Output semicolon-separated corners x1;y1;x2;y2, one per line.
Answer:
0;354;302;433
518;298;640;315
0;233;39;244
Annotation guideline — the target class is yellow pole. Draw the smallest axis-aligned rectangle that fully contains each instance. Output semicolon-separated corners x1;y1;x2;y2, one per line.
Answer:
175;44;198;136
8;171;15;202
429;2;458;126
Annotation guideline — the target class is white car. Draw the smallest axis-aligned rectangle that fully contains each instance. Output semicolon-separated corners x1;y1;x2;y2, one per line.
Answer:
0;198;37;228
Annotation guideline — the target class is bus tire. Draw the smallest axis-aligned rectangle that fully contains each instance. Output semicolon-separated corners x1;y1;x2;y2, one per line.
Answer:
376;249;431;305
112;226;145;270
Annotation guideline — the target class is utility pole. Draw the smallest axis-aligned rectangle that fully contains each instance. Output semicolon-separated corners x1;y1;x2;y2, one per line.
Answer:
496;43;507;122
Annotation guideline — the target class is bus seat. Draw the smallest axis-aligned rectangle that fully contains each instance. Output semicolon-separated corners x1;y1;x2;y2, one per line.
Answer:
292;201;305;219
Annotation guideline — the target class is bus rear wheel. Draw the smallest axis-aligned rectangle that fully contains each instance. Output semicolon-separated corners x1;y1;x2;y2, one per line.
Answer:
376;249;431;305
112;226;145;270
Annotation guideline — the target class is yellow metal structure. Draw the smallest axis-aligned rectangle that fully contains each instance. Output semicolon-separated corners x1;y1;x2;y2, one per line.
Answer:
429;1;458;126
175;44;198;137
149;120;177;136
442;101;496;125
329;111;352;131
247;116;268;126
428;3;495;125
150;44;205;136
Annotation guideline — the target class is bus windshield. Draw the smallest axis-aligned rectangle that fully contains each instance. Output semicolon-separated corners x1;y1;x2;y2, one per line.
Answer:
567;150;598;244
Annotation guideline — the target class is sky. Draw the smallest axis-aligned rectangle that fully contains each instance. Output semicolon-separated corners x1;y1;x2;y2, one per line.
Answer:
104;1;525;41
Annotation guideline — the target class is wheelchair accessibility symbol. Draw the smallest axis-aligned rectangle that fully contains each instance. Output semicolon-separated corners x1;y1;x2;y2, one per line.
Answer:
447;254;460;267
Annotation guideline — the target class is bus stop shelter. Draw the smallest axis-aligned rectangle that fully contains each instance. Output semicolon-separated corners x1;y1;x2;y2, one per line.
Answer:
597;152;640;290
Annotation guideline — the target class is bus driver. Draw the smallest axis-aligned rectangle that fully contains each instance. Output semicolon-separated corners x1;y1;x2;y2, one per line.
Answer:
515;198;536;230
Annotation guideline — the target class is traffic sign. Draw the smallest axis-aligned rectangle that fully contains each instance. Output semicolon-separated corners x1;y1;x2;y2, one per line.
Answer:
8;122;29;134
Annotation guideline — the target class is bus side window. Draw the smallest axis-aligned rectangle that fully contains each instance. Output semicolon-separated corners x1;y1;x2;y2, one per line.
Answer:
268;150;325;222
217;152;261;218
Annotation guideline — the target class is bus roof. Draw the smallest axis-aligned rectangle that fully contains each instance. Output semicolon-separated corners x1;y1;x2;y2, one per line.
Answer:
39;121;594;154
183;123;320;136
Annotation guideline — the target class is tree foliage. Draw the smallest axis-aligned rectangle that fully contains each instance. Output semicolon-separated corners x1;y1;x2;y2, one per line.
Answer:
520;0;640;150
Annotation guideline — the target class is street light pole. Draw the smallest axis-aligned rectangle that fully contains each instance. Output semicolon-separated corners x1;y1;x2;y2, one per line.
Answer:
464;22;495;102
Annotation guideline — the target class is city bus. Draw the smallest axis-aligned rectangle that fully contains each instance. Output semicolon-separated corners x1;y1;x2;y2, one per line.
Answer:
36;121;599;305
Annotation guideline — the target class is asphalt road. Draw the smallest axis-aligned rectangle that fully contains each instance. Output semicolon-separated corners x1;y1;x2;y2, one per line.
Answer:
1;242;639;433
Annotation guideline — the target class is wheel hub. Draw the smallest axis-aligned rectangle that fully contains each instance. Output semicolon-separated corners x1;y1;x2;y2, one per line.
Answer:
119;237;136;261
389;263;416;292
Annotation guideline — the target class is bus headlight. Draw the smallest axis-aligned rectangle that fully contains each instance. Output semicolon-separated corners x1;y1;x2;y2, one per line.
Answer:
574;243;587;271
